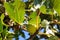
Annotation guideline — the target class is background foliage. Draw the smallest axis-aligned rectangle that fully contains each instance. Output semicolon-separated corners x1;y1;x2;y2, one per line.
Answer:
0;0;60;40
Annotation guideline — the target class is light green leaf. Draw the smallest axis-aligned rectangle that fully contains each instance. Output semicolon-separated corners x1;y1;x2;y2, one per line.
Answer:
48;36;58;40
40;5;46;14
0;37;2;40
0;14;4;33
53;0;60;16
1;14;8;26
14;0;25;23
4;0;25;24
29;12;41;25
0;34;2;39
0;18;3;33
4;2;15;21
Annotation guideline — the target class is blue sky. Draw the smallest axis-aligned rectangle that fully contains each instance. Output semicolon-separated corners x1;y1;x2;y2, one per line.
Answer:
22;0;28;2
9;28;30;40
9;28;46;40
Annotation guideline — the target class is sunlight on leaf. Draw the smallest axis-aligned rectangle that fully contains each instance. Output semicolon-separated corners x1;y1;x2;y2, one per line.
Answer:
29;12;41;25
40;5;46;14
4;0;25;24
53;0;60;16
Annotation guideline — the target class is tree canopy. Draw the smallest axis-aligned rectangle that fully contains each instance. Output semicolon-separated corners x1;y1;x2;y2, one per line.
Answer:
0;0;60;40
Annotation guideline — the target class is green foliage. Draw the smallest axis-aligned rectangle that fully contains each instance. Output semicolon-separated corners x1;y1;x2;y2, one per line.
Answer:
40;5;46;14
33;36;39;40
19;29;25;38
0;19;3;33
29;12;41;25
20;31;25;38
43;0;60;16
4;2;14;20
0;37;2;40
0;14;8;40
48;36;58;40
47;0;60;15
0;0;60;40
53;0;60;16
34;0;42;5
0;14;8;27
26;24;37;35
7;34;14;38
0;14;3;33
4;0;25;24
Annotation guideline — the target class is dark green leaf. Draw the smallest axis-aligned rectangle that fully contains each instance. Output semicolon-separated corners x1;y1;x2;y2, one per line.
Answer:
0;19;3;33
34;0;42;5
50;0;60;16
33;36;39;40
19;30;25;38
48;36;58;40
